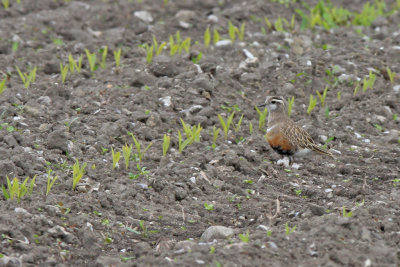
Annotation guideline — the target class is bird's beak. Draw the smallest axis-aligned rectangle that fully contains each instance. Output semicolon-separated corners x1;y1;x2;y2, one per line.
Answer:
258;103;266;108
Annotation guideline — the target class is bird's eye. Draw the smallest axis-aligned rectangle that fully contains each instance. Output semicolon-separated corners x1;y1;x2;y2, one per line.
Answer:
271;100;276;104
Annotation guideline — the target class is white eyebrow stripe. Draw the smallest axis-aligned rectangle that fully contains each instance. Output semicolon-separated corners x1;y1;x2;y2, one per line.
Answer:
267;124;277;133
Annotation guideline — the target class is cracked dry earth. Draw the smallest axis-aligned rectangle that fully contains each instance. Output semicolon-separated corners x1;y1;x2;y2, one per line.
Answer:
1;0;400;266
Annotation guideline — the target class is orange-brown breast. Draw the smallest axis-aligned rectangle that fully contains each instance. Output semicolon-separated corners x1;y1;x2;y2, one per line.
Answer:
266;132;296;155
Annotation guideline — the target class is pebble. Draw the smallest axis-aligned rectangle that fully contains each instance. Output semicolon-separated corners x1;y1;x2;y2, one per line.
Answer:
201;225;235;241
159;96;172;107
393;85;400;92
134;11;153;23
215;40;232;47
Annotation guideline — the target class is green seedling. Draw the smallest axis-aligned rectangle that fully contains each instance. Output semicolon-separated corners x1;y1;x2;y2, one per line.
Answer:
234;114;244;132
2;176;35;203
294;189;302;196
210;246;215;254
239;230;250;243
386;67;396;84
152;35;167;56
325;106;330;120
204;27;211;48
136;163;149;177
249;122;253;134
11;41;19;53
113;48;122;68
362;70;376;92
316;86;329;107
204;202;214;211
178;130;192;153
180;119;202;143
287;96;295;117
307;94;318;115
285;223;296;235
218;112;235;140
46;169;58;196
274;16;285;32
16;66;37;89
179;37;191;55
143;44;154;63
2;0;9;9
111;147;121;170
228;21;236;42
85;49;97;73
72;159;87;190
60;63;69;83
0;79;6;95
162;134;170;156
322;136;334;150
213;28;220;45
393;114;398;121
68;54;83;73
191;52;202;64
99;46;108;69
353;83;360;96
211;126;220;150
236;22;246;41
337;91;341;100
130;133;153;162
255;106;268;131
122;144;133;170
342;207;352;218
264;16;273;31
392;179;400;187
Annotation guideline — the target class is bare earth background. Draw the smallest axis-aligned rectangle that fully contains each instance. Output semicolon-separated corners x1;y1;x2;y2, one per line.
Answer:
0;0;400;266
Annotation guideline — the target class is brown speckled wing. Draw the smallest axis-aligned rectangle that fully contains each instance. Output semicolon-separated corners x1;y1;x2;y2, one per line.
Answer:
282;122;315;150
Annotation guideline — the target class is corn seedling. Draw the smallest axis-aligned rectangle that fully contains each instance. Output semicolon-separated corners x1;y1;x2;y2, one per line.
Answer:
113;48;122;68
287;96;295;117
386;67;396;84
111;147;121;170
130;133;153;162
16;66;37;89
274;16;285;32
144;44;154;63
228;21;236;42
122;144;133;170
322;136;334;150
236;22;246;41
264;16;273;31
211;126;220;150
180;119;202;143
2;176;35;203
255;106;268;131
316;86;329;107
249;122;253;134
325;107;330;120
99;46;108;69
213;28;220;45
191;52;202;64
342;207;353;218
46;169;58;196
85;49;97;73
2;0;9;9
152;35;166;56
179;37;191;55
218;112;235;140
362;71;376;92
283;14;296;32
353;83;360;96
72;160;87;190
204;27;211;48
234;114;244;132
307;94;318;115
60;63;69;83
0;78;6;95
162;134;170;156
285;223;296;235
68;54;83;73
337;91;341;100
178;130;192;153
239;230;250;243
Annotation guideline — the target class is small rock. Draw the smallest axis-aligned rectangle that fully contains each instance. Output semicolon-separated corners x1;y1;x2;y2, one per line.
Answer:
201;226;235;241
14;208;30;215
207;15;218;23
174;186;187;201
175;10;196;22
159;96;172;107
47;130;68;153
134;11;153;23
393;85;400;92
309;204;325;216
37;96;51;105
267;241;278;250
215;40;232;47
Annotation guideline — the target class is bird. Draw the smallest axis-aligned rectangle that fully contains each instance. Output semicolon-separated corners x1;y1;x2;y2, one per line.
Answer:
260;96;334;164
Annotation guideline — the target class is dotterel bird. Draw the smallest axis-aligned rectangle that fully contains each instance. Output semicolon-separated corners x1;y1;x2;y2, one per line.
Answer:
261;96;334;163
